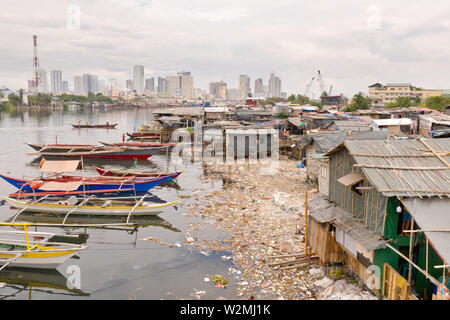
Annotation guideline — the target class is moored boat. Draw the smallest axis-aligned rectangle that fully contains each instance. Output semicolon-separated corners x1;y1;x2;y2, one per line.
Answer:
3;196;178;216
26;143;162;159
71;123;117;129
0;223;86;269
94;167;182;179
99;141;176;150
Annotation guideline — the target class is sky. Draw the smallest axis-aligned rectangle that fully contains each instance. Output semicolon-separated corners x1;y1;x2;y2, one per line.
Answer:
0;0;449;97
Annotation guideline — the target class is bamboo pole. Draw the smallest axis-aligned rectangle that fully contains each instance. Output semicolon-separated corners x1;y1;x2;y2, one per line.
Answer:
418;137;450;168
408;216;415;283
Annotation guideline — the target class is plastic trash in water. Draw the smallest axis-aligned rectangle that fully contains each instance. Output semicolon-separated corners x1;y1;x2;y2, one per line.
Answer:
296;162;305;168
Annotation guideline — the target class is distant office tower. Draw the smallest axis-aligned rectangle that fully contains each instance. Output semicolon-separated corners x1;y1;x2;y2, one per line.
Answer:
227;88;240;100
157;77;167;93
82;74;98;94
37;69;48;93
74;76;83;95
269;73;281;98
254;78;265;97
62;80;69;93
209;81;227;99
27;80;34;92
126;79;133;90
50;70;62;94
133;65;145;93
209;82;220;97
166;71;194;98
145;78;155;91
239;75;250;98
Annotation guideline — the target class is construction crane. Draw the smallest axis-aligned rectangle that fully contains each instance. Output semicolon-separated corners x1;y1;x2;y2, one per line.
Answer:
317;70;325;97
304;77;315;98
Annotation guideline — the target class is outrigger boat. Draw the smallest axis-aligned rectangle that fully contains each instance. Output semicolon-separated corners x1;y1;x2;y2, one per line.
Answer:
1;160;178;197
2;196;178;216
94;166;182;179
99;141;176;150
26;143;163;160
0;173;178;193
71;123;117;129
0;223;86;269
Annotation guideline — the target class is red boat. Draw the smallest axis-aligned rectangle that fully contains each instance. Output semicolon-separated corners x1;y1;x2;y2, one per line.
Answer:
126;132;160;138
100;141;176;149
72;123;118;129
94;167;182;179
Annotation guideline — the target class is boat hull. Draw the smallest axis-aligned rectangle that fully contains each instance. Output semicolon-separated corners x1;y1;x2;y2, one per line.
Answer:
0;173;178;193
0;250;79;269
3;197;178;216
71;124;117;129
94;167;182;179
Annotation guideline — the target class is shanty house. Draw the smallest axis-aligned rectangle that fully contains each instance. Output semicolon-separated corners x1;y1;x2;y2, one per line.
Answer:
307;138;450;300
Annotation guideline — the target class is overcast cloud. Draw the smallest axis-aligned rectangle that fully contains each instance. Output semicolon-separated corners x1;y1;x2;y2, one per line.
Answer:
0;0;449;96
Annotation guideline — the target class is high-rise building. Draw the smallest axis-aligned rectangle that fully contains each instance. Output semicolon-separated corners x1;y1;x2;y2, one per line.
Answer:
37;69;48;93
83;74;98;94
166;72;194;98
157;77;167;93
145;78;155;91
239;75;250;99
269;73;281;98
62;80;69;93
254;78;265;97
209;81;227;99
74;76;83;95
133;65;145;93
126;79;133;90
50;70;62;94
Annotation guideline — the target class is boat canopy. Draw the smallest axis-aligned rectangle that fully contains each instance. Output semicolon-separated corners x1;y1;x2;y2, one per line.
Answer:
39;181;83;191
40;160;81;173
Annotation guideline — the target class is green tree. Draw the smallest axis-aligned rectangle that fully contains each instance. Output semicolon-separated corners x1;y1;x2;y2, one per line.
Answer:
425;96;449;112
8;93;22;106
343;92;370;112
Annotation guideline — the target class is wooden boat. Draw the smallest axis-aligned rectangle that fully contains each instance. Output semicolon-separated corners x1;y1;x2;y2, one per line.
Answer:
71;123;117;129
126;132;160;138
26;143;162;159
100;141;176;150
3;196;178;216
0;223;86;269
0;172;179;193
94;167;182;179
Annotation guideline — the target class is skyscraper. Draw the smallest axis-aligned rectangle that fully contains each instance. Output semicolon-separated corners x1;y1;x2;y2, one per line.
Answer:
62;80;69;93
126;79;133;90
239;75;250;98
38;69;48;93
209;81;227;99
74;76;83;95
166;72;193;98
254;78;265;97
133;65;145;93
50;70;62;94
145;78;155;91
82;74;98;94
157;77;167;93
269;73;281;98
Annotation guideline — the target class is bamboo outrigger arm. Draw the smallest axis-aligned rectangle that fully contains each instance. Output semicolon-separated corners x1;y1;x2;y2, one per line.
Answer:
10;195;50;223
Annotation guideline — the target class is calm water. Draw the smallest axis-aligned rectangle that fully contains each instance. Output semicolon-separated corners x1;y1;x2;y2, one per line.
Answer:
0;106;235;300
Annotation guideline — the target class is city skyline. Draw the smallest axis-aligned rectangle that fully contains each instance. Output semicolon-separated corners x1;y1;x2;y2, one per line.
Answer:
0;1;449;97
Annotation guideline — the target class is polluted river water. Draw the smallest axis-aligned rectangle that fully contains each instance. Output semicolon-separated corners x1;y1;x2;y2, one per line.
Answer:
0;106;238;300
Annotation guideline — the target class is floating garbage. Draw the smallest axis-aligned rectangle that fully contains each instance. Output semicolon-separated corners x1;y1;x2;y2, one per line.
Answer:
212;275;228;288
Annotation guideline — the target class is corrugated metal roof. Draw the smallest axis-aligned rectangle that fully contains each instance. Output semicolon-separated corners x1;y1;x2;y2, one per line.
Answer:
308;196;386;252
372;118;412;126
343;138;450;198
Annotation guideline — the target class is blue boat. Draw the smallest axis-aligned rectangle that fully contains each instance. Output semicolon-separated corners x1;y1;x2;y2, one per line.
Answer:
0;173;178;194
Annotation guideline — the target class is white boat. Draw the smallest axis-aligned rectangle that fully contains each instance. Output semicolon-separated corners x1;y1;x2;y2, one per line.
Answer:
0;223;86;269
3;196;177;216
